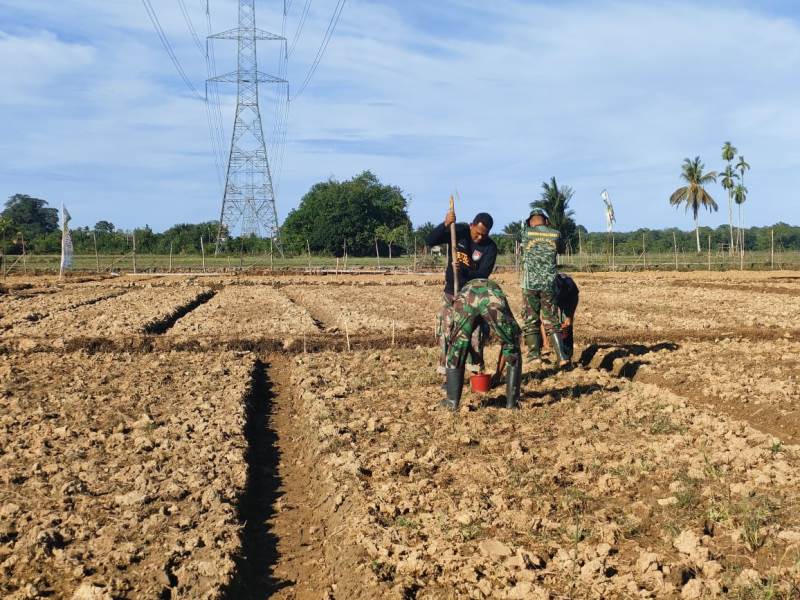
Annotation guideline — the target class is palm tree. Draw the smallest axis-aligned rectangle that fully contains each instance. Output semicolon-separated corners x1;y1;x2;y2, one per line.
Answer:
720;165;739;251
530;177;578;252
735;156;751;251
669;157;719;252
733;183;748;253
721;141;738;253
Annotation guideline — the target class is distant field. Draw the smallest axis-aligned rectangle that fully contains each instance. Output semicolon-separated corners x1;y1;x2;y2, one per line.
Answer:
2;250;800;274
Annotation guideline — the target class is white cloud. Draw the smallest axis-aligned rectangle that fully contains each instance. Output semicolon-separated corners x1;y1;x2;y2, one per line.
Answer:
0;0;798;232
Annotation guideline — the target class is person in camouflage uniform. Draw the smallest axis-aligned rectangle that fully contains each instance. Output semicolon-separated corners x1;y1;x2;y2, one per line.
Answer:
520;208;569;367
443;279;522;411
436;295;488;374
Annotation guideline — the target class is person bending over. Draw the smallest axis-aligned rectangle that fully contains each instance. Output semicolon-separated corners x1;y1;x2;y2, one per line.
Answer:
442;279;521;411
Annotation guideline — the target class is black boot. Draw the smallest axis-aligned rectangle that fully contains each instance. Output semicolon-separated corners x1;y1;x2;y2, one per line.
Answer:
549;332;570;365
505;361;521;409
524;332;542;363
441;367;464;411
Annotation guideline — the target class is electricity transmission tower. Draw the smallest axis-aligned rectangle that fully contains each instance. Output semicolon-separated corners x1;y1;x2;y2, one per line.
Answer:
209;0;286;253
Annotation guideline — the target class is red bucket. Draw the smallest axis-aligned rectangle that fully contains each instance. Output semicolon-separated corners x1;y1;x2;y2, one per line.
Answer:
470;373;492;393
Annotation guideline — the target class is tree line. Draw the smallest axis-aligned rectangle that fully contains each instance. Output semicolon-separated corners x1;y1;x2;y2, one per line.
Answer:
2;166;797;258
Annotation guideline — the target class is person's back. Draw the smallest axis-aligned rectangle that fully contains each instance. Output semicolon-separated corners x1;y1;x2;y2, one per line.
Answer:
521;224;560;291
519;209;568;367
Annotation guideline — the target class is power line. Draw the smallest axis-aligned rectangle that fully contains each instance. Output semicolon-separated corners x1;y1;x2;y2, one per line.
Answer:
292;0;346;101
288;0;313;56
140;0;203;100
177;0;205;55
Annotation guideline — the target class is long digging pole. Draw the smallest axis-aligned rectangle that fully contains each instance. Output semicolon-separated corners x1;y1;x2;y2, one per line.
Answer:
449;195;459;296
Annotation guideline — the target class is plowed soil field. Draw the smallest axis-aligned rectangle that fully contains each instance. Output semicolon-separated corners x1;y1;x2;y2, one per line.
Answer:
1;270;799;599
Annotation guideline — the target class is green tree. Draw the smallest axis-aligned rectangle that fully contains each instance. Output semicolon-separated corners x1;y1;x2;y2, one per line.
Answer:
733;183;748;251
735;156;751;250
376;223;409;258
721;141;738;252
281;171;411;256
669;157;719;252
95;220;115;234
530;177;578;253
1;194;58;247
719;164;738;252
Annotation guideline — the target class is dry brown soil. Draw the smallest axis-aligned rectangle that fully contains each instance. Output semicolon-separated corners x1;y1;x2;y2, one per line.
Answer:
2;270;799;599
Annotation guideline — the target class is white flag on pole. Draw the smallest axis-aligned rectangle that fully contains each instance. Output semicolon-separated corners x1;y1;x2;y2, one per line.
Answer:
60;204;73;273
601;189;616;233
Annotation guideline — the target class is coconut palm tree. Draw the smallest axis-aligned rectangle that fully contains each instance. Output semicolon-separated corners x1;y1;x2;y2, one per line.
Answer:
734;156;751;250
720;164;738;248
721;141;738;252
670;157;719;252
733;183;748;253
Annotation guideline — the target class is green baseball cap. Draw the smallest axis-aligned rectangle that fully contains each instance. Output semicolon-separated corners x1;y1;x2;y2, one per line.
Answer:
528;208;550;220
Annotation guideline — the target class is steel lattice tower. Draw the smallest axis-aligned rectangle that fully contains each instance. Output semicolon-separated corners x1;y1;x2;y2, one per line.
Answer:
210;0;286;251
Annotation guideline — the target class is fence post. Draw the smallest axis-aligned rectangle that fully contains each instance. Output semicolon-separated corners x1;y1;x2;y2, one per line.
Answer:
771;229;774;270
642;233;647;270
132;232;137;274
375;238;381;269
200;236;206;273
270;237;274;272
169;242;173;273
707;235;711;271
740;230;744;271
92;232;100;273
672;231;678;271
306;239;311;270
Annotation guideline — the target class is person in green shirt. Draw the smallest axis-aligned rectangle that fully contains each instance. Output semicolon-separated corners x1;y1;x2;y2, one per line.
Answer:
520;208;569;367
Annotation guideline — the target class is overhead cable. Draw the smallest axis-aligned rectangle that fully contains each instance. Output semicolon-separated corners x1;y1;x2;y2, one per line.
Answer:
292;0;347;101
140;0;203;100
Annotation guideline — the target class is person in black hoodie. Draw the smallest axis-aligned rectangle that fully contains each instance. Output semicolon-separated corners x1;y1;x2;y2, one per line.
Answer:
426;209;498;376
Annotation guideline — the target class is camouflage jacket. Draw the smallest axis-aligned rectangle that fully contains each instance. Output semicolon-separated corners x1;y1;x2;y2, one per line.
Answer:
520;225;560;291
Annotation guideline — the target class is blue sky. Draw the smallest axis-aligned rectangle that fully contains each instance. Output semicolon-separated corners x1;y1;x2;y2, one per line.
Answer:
1;0;799;234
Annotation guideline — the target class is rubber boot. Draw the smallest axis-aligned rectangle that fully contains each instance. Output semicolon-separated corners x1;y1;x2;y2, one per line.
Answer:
505;361;521;409
524;332;542;363
549;332;570;366
441;367;464;411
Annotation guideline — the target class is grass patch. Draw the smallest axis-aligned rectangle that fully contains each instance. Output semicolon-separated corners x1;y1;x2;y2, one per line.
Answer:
735;496;779;552
649;414;684;435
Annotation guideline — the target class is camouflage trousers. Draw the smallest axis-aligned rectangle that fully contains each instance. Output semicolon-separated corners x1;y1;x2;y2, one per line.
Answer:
522;288;560;337
436;292;487;374
446;279;521;369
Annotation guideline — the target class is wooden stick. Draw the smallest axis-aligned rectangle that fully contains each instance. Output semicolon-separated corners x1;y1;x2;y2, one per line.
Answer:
449;195;459;295
93;232;100;273
344;318;351;352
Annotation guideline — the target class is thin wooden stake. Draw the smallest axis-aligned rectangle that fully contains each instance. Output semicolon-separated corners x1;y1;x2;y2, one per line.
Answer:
642;233;647;270
707;235;711;271
771;228;775;270
132;232;137;274
200;236;206;273
93;232;100;273
169;242;173;273
344;318;351;352
270;238;274;272
672;231;678;270
375;238;381;269
306;238;311;269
